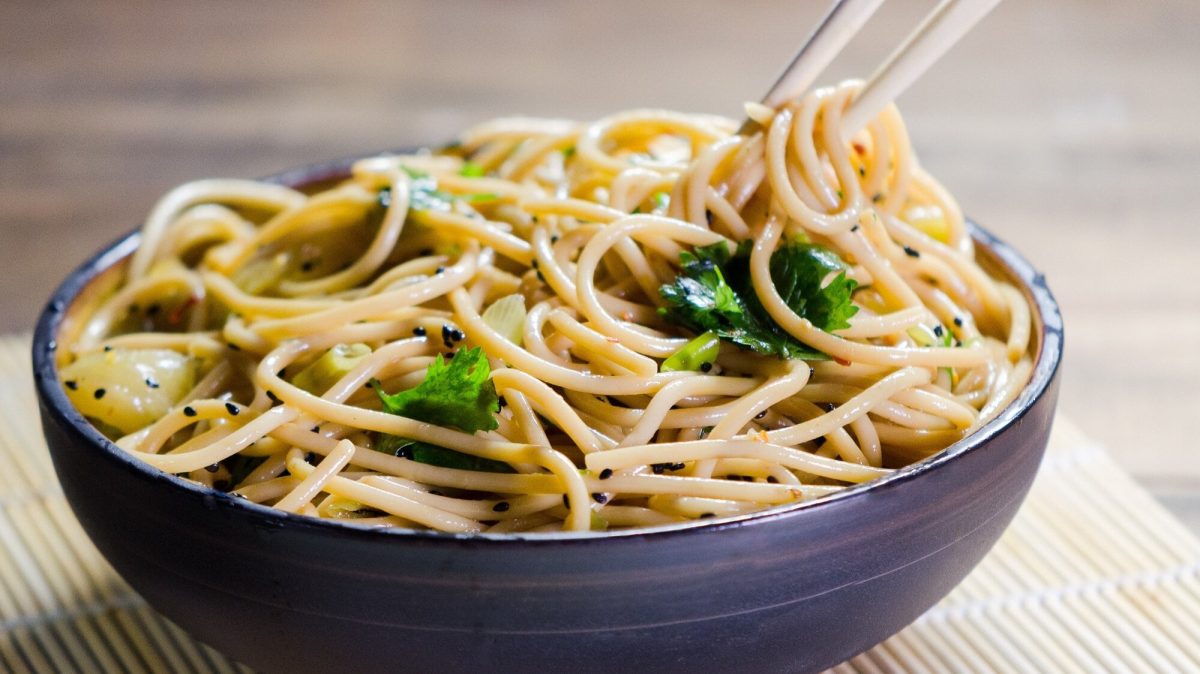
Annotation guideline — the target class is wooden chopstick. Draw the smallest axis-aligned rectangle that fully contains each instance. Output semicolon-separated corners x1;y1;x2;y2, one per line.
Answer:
738;0;1003;139
738;0;885;135
841;0;1004;138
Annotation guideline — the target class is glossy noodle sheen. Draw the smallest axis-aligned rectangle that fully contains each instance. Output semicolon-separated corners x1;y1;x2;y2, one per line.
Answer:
59;80;1033;534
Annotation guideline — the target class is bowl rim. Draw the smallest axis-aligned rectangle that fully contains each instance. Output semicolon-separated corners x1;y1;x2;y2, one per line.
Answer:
32;152;1064;546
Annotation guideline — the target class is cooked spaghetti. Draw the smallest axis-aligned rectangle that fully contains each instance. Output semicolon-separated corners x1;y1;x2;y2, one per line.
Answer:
57;81;1033;533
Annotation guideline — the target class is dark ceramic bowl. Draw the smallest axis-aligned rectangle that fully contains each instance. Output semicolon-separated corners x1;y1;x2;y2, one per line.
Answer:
33;156;1063;674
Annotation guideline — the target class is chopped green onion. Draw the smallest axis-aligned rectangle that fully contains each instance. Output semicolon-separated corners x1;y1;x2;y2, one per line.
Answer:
292;343;371;395
481;294;527;346
660;331;720;372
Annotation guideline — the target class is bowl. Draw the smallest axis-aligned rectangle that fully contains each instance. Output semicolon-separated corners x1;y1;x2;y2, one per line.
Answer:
32;155;1063;674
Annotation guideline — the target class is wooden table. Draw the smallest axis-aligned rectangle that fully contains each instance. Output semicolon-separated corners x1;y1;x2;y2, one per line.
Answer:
2;0;1197;530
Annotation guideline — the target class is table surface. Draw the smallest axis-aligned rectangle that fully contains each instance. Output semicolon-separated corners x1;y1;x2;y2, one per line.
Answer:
2;0;1197;531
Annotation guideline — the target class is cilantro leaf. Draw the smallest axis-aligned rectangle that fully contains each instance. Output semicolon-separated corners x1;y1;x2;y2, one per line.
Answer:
374;347;499;433
658;240;858;360
372;347;510;472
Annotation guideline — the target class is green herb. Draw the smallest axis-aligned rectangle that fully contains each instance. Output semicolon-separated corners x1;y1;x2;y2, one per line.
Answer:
658;240;859;360
372;347;510;473
400;167;497;212
459;162;485;177
652;191;670;212
562;146;576;158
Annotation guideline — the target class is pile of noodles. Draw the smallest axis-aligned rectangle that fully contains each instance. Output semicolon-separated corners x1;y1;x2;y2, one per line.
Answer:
59;81;1033;533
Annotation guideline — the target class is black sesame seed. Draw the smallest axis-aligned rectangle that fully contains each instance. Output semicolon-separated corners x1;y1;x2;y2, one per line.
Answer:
599;468;613;480
851;224;860;232
698;513;715;519
699;362;713;373
592;493;608;504
413;325;427;337
933;325;945;338
670;462;686;471
903;246;920;258
953;316;964;327
205;463;219;473
536;271;545;282
225;402;240;416
450;329;465;342
435;266;446;274
442;324;452;340
550;235;559;243
311;425;320;433
305;452;316;463
872;193;884;203
65;380;78;391
103;345;112;352
492;501;510;513
93;388;106;400
652;463;667;474
183;406;197;417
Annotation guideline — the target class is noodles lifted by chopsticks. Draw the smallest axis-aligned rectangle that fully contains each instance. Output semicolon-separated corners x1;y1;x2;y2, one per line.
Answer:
58;80;1033;533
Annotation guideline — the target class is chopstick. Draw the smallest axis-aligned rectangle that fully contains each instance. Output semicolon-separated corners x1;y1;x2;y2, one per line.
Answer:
738;0;885;135
841;0;1003;138
739;0;1003;138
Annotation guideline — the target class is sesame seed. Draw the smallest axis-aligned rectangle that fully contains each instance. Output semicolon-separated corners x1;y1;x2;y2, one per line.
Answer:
441;324;452;341
183;406;197;417
93;388;106;400
651;463;667;474
492;501;510;513
305;452;316;463
851;224;860;232
953;316;964;327
205;464;219;473
699;362;713;373
933;325;945;338
311;426;320;433
698;513;715;519
103;345;112;352
225;402;240;416
65;380;77;391
450;329;465;342
599;468;613;480
550;235;559;243
435;266;446;274
903;246;920;258
592;493;608;504
413;325;427;337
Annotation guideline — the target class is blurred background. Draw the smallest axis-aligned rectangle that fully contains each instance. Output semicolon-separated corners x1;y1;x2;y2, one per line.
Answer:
2;0;1197;529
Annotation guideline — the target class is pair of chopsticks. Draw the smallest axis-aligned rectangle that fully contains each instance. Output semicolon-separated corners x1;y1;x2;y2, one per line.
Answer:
739;0;1003;138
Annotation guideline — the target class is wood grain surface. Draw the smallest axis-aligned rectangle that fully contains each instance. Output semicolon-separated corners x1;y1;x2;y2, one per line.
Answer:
2;0;1197;530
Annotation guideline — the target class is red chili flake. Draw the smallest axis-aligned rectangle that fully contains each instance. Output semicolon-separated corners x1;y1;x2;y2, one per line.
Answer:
852;142;867;155
167;295;199;325
833;356;852;367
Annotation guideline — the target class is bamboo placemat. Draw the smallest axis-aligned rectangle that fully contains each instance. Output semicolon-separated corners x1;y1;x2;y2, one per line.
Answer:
3;334;1198;673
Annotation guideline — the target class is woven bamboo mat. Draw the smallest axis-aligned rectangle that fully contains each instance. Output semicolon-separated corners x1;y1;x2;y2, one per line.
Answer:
3;334;1199;673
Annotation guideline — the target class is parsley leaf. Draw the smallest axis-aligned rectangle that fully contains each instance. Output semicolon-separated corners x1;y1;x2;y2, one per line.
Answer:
372;347;511;472
658;240;858;360
399;167;497;212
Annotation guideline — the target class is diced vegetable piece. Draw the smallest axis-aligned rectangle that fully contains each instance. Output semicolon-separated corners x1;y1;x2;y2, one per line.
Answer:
291;343;371;395
61;348;195;435
481;294;526;346
232;252;289;295
660;331;720;372
905;205;949;243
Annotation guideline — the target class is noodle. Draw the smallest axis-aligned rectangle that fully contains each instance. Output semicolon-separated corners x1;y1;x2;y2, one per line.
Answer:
58;80;1035;533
